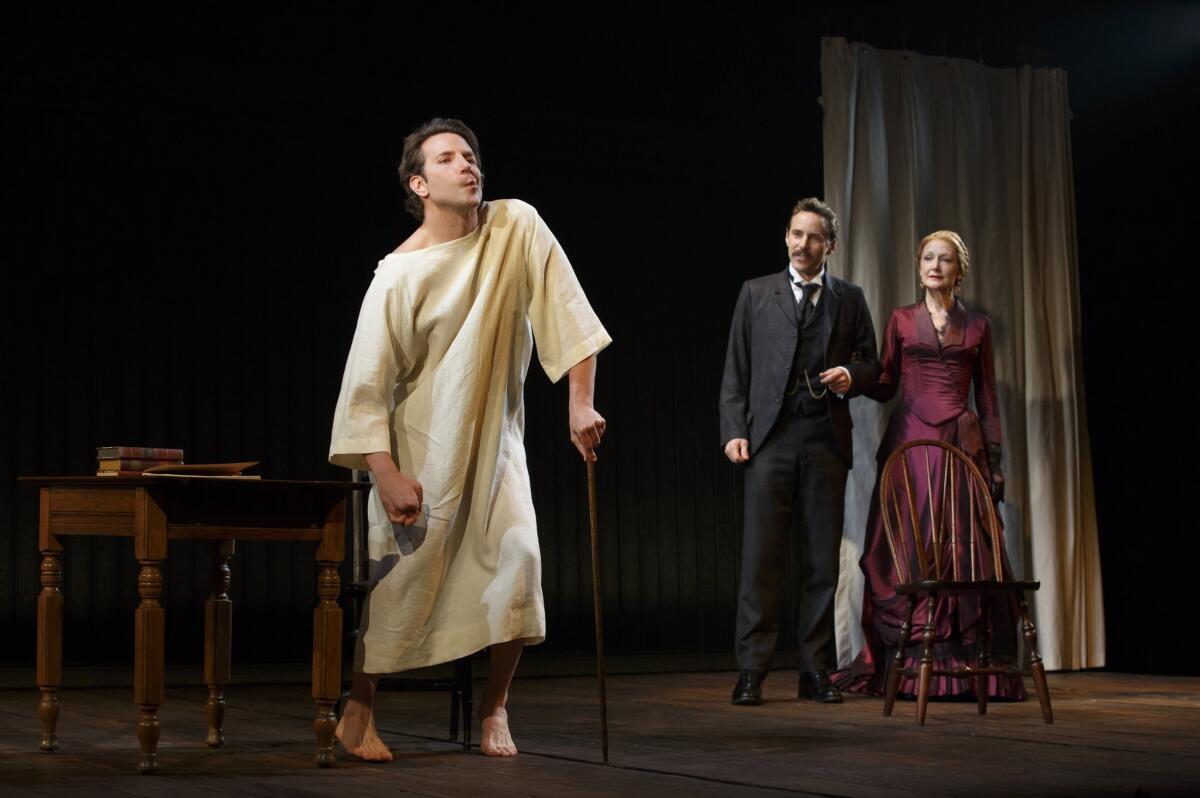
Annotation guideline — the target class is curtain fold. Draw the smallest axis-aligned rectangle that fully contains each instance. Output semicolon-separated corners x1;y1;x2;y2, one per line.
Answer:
821;36;1104;671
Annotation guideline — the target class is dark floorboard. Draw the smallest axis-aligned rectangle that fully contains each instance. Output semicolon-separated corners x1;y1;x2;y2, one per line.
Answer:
1;671;1198;796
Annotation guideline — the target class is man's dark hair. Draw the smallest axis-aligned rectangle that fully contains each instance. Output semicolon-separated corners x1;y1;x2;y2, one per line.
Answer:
397;118;483;221
788;197;840;242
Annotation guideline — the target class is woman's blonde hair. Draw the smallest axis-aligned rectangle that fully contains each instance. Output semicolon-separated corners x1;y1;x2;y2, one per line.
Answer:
916;230;970;289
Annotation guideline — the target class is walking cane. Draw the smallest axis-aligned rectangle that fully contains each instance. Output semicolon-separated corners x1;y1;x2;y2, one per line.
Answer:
586;459;609;764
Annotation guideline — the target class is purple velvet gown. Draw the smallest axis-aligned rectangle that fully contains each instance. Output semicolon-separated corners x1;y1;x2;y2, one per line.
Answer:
837;300;1026;699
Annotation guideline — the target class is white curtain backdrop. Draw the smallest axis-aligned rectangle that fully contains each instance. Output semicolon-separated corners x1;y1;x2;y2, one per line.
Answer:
821;37;1105;671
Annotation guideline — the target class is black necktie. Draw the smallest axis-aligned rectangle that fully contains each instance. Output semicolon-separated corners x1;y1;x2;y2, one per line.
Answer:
798;282;820;326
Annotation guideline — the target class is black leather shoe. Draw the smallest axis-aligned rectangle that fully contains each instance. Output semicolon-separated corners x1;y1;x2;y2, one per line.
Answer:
798;670;843;703
731;670;765;706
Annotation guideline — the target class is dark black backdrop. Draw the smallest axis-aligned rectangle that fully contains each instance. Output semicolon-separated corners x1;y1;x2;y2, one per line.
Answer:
3;3;1198;675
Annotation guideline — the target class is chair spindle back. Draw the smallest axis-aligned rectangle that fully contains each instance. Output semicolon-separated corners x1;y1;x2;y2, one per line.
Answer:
878;439;1004;585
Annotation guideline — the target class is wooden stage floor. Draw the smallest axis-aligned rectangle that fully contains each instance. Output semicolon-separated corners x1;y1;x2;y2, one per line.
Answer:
1;671;1197;796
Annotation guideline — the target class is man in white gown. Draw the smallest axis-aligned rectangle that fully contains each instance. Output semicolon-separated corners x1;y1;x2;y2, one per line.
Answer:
329;118;611;759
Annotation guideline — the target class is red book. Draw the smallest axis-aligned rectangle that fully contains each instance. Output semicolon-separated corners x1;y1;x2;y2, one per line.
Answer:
96;446;184;461
97;458;183;472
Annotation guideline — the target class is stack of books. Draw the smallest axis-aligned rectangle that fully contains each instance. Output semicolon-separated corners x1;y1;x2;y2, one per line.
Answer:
94;446;260;479
96;446;185;477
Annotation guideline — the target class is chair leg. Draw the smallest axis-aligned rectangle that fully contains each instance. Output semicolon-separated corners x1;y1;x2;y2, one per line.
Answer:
450;657;474;745
975;593;990;716
916;594;936;726
204;540;234;747
1030;662;1053;724
884;594;916;717
459;657;473;751
1019;595;1054;724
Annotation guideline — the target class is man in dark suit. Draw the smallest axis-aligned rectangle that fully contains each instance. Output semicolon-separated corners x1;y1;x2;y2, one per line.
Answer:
719;198;880;705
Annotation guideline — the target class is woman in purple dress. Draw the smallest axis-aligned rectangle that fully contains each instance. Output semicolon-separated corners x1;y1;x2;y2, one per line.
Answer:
838;231;1024;699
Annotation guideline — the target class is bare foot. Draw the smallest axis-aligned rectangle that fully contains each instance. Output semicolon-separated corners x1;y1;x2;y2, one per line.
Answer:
336;708;394;762
480;707;518;757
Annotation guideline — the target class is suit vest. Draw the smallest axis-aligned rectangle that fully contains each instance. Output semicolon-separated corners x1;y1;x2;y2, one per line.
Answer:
786;295;828;417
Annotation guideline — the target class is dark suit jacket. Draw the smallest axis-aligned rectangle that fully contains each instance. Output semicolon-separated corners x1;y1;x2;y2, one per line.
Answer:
719;270;881;467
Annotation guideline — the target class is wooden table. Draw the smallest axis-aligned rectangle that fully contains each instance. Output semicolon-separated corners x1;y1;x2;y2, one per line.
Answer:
19;475;372;773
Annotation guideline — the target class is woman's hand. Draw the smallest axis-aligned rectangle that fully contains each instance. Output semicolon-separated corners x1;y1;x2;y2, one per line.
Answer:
985;444;1004;504
990;472;1006;505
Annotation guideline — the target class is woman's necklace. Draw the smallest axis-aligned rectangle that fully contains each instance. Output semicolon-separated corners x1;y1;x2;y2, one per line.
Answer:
926;296;954;341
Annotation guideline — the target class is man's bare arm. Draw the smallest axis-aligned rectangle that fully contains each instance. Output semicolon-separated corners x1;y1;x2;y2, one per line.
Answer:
568;354;606;462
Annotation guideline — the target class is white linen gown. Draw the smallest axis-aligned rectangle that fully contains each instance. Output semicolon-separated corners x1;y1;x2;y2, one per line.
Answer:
329;199;611;673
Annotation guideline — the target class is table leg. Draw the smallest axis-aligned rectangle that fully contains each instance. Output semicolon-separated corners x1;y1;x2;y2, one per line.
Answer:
313;561;343;766
204;540;234;747
135;560;165;773
37;549;63;752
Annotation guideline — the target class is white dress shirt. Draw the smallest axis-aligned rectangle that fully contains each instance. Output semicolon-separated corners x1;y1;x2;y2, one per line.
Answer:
788;263;825;306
